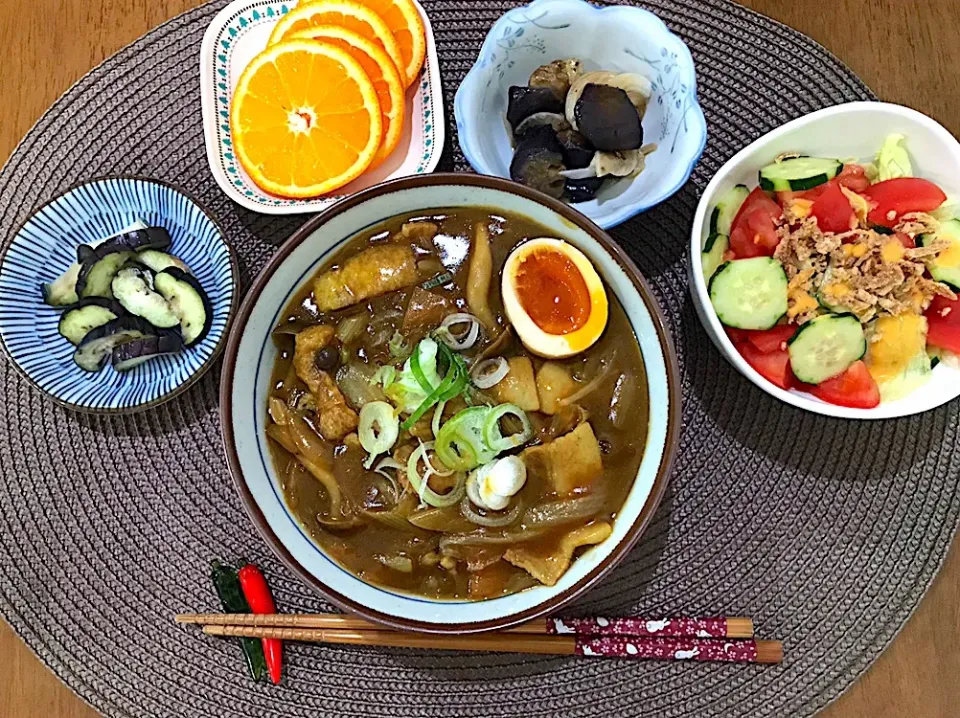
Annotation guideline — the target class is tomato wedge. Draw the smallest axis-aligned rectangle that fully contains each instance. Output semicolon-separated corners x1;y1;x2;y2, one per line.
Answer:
729;187;783;258
925;295;960;354
745;324;797;353
865;178;947;227
809;360;880;409
895;231;915;249
738;342;793;390
725;327;751;344
811;181;856;234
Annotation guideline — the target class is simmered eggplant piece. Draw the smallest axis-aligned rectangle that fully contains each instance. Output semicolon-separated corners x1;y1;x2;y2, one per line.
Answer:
110;330;185;371
153;267;212;346
112;266;180;328
574;84;643;152
57;298;125;345
99;227;172;253
514;112;570;140
41;262;83;306
75;247;133;298
528;58;581;99
565;176;605;203
556;129;594;169
506;86;564;130
135;249;191;275
73;316;155;372
510;126;567;199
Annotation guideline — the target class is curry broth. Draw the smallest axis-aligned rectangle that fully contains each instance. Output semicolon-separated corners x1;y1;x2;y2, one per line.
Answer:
268;207;648;599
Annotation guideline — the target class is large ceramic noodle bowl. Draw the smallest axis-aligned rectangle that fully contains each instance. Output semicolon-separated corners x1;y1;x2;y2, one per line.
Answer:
220;174;680;632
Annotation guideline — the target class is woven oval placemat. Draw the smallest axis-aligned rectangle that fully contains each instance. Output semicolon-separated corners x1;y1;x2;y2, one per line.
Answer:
1;1;957;716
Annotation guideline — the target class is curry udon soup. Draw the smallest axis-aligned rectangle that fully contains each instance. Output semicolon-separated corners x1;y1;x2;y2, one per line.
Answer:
267;208;649;600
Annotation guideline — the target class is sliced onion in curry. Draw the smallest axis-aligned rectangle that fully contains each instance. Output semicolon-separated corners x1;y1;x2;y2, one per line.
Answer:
460;494;524;528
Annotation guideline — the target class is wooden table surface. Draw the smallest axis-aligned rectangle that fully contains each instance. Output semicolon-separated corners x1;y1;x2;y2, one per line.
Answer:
1;1;958;716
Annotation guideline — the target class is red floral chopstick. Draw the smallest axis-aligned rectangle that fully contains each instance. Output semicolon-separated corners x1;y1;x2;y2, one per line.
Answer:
573;635;782;663
544;616;751;639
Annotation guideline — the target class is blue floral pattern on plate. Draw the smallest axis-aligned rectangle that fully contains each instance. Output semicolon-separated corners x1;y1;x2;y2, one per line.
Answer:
455;0;707;229
0;178;238;414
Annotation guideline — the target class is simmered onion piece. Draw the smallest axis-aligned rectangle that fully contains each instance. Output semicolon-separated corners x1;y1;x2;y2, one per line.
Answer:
460;494;523;528
436;312;481;351
470;357;510;389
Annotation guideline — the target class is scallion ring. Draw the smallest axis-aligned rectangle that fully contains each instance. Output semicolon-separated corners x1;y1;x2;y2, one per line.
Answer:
470;357;509;389
460;493;523;528
406;442;466;507
436;313;481;351
434;405;496;471
482;403;532;453
358;401;399;469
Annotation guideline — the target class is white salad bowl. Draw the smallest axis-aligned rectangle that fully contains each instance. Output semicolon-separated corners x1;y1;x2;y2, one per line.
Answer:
689;101;960;419
454;0;706;230
221;174;680;632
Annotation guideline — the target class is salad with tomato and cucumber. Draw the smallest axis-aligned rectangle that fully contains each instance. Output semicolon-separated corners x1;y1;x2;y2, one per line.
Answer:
702;134;960;409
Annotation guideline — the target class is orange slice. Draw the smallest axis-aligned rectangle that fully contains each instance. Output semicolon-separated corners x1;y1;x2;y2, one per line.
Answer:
268;0;404;84
315;0;426;87
231;40;383;198
288;26;405;169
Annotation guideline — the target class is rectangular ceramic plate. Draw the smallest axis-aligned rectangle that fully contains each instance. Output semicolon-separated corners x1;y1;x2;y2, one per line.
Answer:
200;0;444;214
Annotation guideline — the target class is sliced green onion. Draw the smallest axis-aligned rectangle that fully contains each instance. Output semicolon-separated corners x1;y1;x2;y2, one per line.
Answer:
432;400;446;438
434;406;496;471
406;442;466;507
410;339;438;394
401;345;468;431
483;403;532;453
371;365;397;389
358;401;399;469
388;331;411;360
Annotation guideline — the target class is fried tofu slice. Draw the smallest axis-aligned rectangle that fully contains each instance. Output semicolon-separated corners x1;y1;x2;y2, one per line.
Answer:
293;325;358;440
521;422;602;495
491;356;540;412
504;521;612;586
312;244;418;312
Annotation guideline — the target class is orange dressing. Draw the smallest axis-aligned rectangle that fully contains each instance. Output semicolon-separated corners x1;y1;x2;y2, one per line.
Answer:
514;249;591;335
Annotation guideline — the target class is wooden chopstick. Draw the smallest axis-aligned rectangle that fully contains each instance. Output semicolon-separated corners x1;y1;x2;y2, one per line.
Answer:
201;624;782;664
176;613;754;639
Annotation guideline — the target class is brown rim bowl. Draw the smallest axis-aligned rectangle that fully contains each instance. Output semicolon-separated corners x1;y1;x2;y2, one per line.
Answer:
220;173;680;633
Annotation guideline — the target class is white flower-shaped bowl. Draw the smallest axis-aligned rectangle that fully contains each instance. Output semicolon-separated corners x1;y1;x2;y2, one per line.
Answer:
454;0;706;230
689;101;960;420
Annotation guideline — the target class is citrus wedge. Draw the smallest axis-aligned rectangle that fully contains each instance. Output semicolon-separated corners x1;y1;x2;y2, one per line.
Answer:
268;0;404;84
230;40;383;198
289;26;405;169
310;0;425;87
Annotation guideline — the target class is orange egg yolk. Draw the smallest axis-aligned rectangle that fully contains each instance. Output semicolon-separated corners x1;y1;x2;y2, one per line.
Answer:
514;249;591;335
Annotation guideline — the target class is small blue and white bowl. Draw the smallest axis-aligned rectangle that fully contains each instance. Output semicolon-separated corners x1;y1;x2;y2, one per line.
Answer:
0;177;238;414
454;0;706;229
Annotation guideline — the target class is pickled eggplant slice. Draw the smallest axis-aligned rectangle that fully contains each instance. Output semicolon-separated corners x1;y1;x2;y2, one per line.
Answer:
510;126;566;199
135;249;191;275
73;316;155;372
574;84;643;152
565;176;605;203
556;129;594;169
75;247;133;299
110;330;185;371
153;267;212;346
57;298;125;345
528;59;581;99
111;266;179;328
506;86;564;130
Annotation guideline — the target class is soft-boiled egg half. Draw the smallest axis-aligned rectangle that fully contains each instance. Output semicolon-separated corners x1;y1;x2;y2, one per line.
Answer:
501;238;608;358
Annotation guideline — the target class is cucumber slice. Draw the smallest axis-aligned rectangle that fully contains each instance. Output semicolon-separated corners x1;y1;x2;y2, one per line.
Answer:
708;257;788;330
759;156;842;192
702;233;729;282
709;184;749;236
918;218;960;290
787;313;866;384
